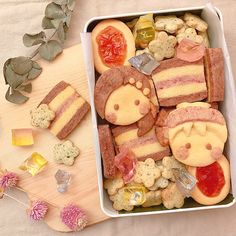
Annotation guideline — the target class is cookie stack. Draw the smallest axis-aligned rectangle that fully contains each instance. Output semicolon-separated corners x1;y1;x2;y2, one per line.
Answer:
92;12;230;212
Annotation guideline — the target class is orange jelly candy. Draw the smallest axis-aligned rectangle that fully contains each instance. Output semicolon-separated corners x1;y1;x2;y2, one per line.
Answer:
96;26;127;68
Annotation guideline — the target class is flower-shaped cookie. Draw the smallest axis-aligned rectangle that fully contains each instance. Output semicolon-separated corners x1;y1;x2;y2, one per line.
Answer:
161;156;185;181
110;187;134;211
155;15;184;34
30;104;55;129
148;177;169;191
199;31;210;48
104;177;124;195
148;32;177;61
53;140;80;166
161;183;185;209
134;158;161;188
184;13;208;32
176;28;203;44
142;190;162;207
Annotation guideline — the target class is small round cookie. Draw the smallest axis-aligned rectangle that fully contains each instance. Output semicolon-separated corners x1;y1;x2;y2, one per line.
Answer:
104;177;124;195
188;155;230;205
91;19;135;74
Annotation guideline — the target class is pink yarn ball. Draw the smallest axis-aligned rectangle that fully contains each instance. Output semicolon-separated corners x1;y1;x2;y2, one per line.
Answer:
28;200;48;221
0;171;19;189
60;204;88;231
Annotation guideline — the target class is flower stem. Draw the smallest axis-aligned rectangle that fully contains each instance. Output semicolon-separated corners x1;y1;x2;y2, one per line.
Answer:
3;192;29;208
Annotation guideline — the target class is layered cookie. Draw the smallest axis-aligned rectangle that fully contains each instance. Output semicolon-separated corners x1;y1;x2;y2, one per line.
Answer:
112;124;170;161
152;58;207;106
204;48;225;102
40;81;90;140
98;125;117;179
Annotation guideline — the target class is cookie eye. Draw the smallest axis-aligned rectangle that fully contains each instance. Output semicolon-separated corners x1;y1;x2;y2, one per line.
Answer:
114;104;119;110
185;143;191;149
206;143;212;150
134;99;140;105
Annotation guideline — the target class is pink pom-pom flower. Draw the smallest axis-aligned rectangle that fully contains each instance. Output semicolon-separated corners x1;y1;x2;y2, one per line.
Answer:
0;171;19;190
60;204;88;231
28;200;48;221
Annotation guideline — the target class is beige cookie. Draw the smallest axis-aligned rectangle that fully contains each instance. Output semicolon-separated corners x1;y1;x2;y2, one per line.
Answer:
148;177;169;191
142;190;162;207
134;158;161;188
155;15;184;34
148;31;177;61
161;183;185;209
135;47;151;56
104;177;124;195
160;156;183;181
176;28;203;44
110;187;134;211
184;13;208;32
166;102;228;167
199;31;210;47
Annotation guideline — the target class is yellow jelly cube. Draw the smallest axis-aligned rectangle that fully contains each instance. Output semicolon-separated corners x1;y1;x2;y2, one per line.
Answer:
19;152;47;176
12;129;34;146
123;186;146;206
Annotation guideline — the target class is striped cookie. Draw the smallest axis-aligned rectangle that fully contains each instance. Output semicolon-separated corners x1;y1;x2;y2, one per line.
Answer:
152;58;207;106
204;48;225;102
112;124;170;161
98;124;117;179
40;81;90;140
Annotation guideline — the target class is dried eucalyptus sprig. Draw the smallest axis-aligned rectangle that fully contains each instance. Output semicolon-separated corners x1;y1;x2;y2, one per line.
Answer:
3;0;76;104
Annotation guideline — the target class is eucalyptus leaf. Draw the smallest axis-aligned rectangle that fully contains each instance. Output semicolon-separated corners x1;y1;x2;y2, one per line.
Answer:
57;22;66;43
53;0;68;4
23;31;46;47
67;0;76;11
5;87;29;104
45;2;65;19
16;83;32;93
38;40;63;61
11;74;28;89
28;67;42;80
42;17;55;29
3;59;11;84
10;57;32;75
51;18;64;28
65;10;72;27
5;65;18;86
32;61;42;70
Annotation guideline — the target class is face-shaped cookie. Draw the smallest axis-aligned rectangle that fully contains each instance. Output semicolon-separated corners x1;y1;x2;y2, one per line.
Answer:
166;102;227;167
95;66;153;126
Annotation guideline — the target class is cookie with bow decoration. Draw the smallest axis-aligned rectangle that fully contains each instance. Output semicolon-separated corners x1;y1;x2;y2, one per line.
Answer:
94;66;157;135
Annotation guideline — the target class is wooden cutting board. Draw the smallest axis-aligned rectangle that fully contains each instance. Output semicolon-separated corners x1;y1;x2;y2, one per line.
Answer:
0;44;109;232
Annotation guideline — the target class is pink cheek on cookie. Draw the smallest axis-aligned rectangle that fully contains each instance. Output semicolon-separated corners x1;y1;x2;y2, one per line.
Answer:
106;112;117;123
139;103;150;115
175;146;189;160
211;147;222;160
